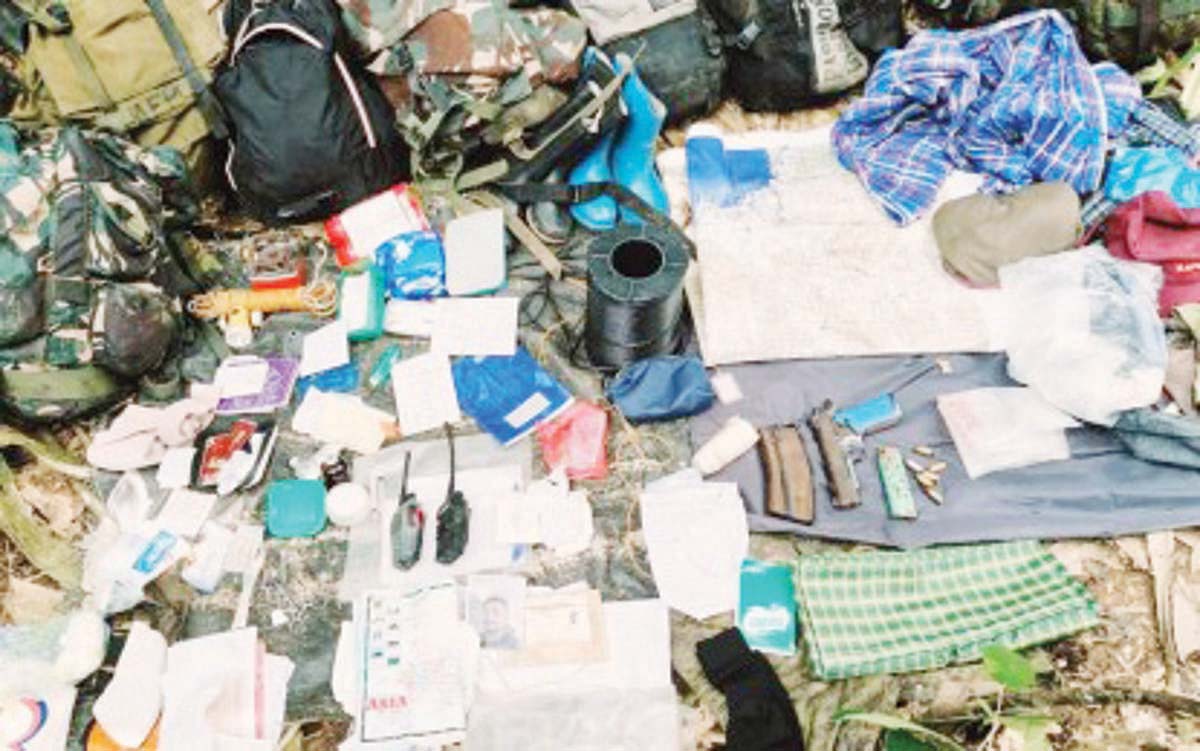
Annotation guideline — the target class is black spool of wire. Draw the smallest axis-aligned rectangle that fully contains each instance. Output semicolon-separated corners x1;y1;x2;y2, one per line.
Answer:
586;223;689;370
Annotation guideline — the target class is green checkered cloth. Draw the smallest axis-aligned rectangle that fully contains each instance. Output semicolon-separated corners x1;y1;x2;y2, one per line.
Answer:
796;541;1099;680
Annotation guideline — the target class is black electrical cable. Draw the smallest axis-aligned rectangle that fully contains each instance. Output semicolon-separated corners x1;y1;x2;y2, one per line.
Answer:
585;222;689;371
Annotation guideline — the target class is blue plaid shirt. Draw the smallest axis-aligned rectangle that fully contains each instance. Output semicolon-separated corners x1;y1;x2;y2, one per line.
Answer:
832;10;1142;226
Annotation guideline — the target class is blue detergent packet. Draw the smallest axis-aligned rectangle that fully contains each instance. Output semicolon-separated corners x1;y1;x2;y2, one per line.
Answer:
376;230;447;299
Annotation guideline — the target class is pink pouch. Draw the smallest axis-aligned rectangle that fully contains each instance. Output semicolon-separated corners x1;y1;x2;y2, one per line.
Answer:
1107;190;1200;316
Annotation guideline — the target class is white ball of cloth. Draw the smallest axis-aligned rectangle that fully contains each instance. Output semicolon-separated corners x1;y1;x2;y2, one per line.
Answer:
326;482;372;526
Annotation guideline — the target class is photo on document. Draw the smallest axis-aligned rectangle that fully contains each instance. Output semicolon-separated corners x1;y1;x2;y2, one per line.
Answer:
466;574;527;650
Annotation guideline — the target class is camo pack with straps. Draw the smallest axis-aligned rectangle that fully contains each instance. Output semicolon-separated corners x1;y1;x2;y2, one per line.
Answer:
7;0;227;181
0;121;195;424
337;0;590;180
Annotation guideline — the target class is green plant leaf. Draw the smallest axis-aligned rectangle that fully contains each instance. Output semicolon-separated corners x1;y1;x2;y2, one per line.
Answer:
885;729;941;751
981;644;1036;691
833;710;967;751
998;714;1056;751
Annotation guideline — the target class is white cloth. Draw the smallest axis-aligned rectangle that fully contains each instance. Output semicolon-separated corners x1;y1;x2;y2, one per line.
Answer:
639;483;748;619
658;127;1004;366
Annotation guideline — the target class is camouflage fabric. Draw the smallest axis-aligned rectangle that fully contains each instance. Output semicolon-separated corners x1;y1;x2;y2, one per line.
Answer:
0;121;191;423
940;1;1200;67
341;0;588;187
350;2;586;94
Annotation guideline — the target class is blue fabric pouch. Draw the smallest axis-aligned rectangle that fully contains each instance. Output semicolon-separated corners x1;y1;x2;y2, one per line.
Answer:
606;355;714;423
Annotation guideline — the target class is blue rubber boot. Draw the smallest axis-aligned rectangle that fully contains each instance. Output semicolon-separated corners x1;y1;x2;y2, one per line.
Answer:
611;55;669;225
566;48;621;231
568;129;619;231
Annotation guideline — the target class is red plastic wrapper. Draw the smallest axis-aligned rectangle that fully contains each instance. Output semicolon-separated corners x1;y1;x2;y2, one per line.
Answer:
536;400;609;481
324;184;429;269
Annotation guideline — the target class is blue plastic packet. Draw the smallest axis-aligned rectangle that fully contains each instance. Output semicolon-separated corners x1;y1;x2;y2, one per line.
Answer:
295;360;360;401
686;127;772;210
376;230;447;299
606;354;714;423
833;393;902;435
452;347;572;446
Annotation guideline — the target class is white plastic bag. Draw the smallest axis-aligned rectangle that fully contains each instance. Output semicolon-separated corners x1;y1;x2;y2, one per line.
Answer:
999;246;1167;425
938;387;1079;478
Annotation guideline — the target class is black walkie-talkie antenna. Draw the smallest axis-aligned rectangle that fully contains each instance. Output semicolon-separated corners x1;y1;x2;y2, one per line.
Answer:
400;450;412;500
445;424;455;498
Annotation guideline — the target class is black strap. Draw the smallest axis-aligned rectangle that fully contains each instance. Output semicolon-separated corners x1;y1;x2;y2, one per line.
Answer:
1136;0;1159;64
144;0;228;139
496;181;697;259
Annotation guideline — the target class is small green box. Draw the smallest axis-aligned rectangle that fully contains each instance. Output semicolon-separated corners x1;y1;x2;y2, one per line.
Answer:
266;479;327;538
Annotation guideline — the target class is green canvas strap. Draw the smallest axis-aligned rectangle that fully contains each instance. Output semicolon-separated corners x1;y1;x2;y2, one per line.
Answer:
143;0;228;139
454;66;628;192
61;34;115;112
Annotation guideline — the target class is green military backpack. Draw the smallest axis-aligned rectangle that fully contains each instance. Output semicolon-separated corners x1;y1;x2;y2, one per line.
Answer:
0;122;194;424
6;0;228;187
920;0;1200;68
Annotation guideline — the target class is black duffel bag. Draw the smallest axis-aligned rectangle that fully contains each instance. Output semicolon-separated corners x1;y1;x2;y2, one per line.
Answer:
703;0;903;112
216;0;409;224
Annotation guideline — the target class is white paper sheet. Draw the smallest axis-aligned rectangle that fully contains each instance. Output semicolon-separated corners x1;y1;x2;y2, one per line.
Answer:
444;209;506;296
156;447;196;490
340;188;426;262
222;523;264;576
467;598;677;751
390;353;461;437
93;621;167;748
215;356;269;398
383;299;437;338
160;628;293;751
710;371;744;404
431;297;519;356
358;584;473;745
639;483;748;620
299;320;351;377
493;490;594;554
155;489;218;539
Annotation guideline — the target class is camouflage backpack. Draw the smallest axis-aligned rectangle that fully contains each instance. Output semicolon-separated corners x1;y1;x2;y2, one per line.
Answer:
0;122;195;424
920;0;1200;68
336;0;600;185
5;0;228;187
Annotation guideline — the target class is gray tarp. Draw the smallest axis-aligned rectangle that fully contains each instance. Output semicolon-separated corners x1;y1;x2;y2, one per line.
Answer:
690;353;1200;547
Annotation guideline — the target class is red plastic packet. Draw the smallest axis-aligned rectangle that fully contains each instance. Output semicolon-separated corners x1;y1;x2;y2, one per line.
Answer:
536;401;608;481
324;184;429;269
